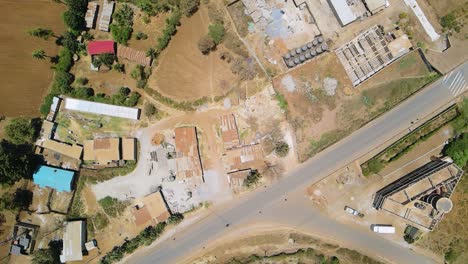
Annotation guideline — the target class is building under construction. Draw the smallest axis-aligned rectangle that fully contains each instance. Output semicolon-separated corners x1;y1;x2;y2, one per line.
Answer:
373;158;464;230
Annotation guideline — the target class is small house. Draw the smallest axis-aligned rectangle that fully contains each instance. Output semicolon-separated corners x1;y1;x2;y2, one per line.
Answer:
32;165;75;192
60;221;86;263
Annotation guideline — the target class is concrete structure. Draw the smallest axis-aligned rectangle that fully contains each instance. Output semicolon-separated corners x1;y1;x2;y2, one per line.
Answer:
33;165;75;192
39;120;55;140
174;127;204;184
283;35;327;68
327;0;356;26
364;0;387;15
133;191;171;226
84;138;120;164
403;0;440;41
122;138;137;161
117;45;152;66
40;139;83;160
374;158;463;230
98;0;115;32
335;25;412;86
220;114;240;150
85;2;98;29
64;98;140;120
60;221;86;263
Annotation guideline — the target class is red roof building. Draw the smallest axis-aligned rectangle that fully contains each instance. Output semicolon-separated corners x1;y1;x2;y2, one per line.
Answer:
87;40;115;55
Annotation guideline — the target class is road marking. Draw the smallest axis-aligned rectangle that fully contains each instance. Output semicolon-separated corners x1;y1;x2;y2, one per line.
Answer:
446;71;466;97
444;71;454;82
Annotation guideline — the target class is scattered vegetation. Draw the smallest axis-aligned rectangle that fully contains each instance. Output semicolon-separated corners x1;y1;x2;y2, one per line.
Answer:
243;170;261;188
28;27;54;40
144;103;157;117
208;23;225;44
32;240;62;264
155;9;182;53
361;105;459;176
92;53;116;68
98;196;129;217
100;222;166;264
111;4;134;45
135;31;148;40
167;212;184;224
439;6;467;35
227;248;342;264
443;133;468;167
197;35;215;54
131;65;151;88
308;130;348;158
274;141;290;157
0;140;36;186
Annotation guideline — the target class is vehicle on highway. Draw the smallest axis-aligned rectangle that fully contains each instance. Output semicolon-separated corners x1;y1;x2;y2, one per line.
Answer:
344;206;364;217
371;225;395;234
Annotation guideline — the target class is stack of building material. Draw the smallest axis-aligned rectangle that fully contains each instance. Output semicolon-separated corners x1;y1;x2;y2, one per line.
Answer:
99;0;115;32
117;45;152;66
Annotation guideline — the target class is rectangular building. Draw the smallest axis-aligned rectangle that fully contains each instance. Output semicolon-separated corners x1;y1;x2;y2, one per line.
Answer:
117;45;152;66
222;144;264;173
60;221;86;263
41;139;83;160
328;0;357;26
33;165;75;192
133;191;170;226
122;138;136;161
364;0;388;15
64;98;140;120
85;2;98;29
174;127;204;183
84;138;121;164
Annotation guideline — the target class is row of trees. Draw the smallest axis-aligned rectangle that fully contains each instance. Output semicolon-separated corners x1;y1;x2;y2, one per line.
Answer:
111;4;134;45
197;23;225;54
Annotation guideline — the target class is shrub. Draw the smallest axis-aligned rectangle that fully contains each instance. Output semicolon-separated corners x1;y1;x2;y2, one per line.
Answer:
75;77;88;85
198;35;215;54
111;4;134;45
363;159;384;176
54;48;73;72
144;103;157;117
208;23;225;44
135;31;148;40
113;63;125;73
180;0;200;17
275;141;290;157
243;170;261;188
167;213;184;224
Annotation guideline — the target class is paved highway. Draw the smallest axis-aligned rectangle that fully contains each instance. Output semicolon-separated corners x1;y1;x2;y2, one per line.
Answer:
132;63;467;264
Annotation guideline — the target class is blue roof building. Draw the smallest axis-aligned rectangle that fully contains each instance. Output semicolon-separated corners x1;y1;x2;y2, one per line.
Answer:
33;165;75;192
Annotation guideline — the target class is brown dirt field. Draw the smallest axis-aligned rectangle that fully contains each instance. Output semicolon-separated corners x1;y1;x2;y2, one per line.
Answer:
152;133;165;145
0;0;66;117
425;0;467;17
148;6;237;101
128;10;168;51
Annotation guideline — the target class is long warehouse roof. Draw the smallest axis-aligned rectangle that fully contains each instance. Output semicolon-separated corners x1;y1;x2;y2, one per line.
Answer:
64;98;140;120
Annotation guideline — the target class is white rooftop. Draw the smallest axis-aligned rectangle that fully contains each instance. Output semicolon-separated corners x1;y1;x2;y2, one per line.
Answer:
60;221;85;263
329;0;357;26
64;98;140;120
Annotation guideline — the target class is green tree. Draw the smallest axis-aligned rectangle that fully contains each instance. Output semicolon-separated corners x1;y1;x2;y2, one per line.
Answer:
146;48;156;59
32;49;47;60
243;170;261;188
5;118;35;145
62;10;85;31
167;213;184;224
452;98;468;134
61;31;78;53
32;240;62;264
197;35;215;54
113;63;125;73
208;23;225;44
363;159;385;176
0;140;35;186
443;133;468;167
28;27;54;40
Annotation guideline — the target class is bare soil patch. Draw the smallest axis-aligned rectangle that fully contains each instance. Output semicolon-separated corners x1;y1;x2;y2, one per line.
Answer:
127;9;168;51
0;0;66;116
148;6;237;101
274;50;438;161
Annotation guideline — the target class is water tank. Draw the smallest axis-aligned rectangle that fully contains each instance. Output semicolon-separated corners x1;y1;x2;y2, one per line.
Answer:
299;54;306;61
302;45;308;51
284;53;291;59
294;57;300;64
318;36;324;43
424;194;453;213
316;47;322;54
295;48;302;54
307;42;313;49
321;43;328;51
310;49;317;56
287;60;295;68
305;52;311;59
290;50;296;56
312;39;318;45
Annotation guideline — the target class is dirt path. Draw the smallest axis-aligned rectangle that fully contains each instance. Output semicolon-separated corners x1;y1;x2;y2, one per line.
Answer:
222;3;271;81
140;91;185;117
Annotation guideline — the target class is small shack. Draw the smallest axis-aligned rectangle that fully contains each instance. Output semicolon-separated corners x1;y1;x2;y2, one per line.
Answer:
117;45;152;66
133;191;170;226
85;2;98;29
99;0;115;32
32;165;75;192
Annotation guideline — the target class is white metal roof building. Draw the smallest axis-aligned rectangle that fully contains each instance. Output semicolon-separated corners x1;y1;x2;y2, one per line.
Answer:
60;221;85;263
328;0;357;26
64;98;140;120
